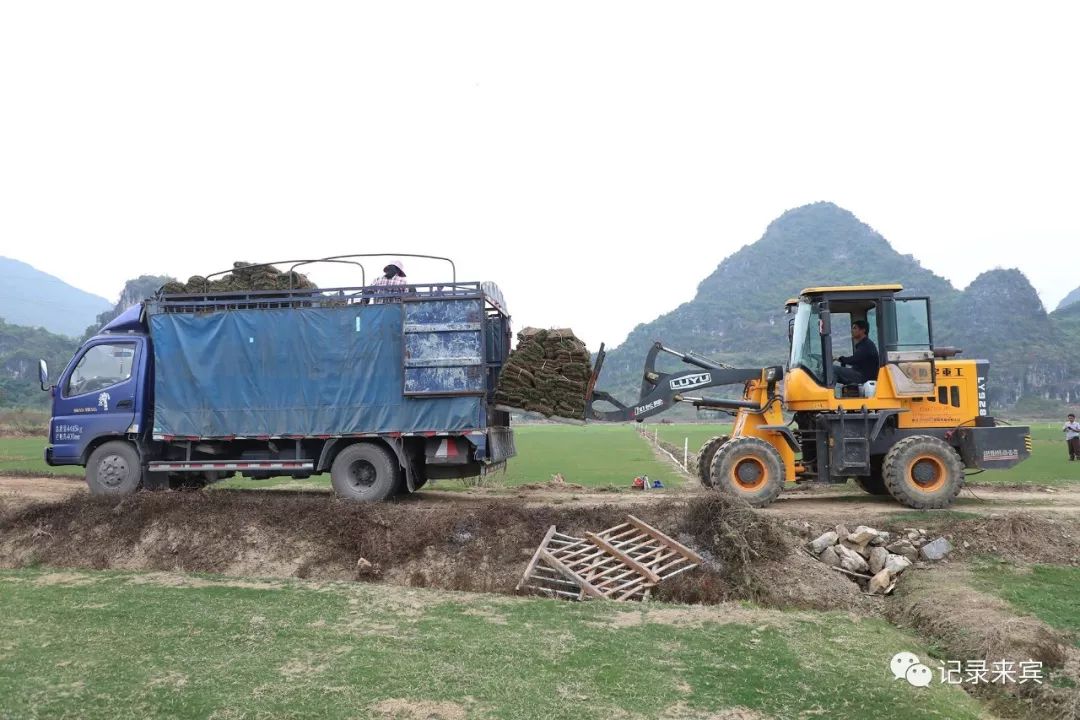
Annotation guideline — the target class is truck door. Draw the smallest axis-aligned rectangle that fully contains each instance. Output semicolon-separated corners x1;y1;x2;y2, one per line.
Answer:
50;339;142;462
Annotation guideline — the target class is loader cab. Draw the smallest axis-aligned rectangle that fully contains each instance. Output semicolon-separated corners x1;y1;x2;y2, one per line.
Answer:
786;285;936;408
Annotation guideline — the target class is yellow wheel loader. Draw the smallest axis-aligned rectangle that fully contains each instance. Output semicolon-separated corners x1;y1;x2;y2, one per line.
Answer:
589;284;1032;509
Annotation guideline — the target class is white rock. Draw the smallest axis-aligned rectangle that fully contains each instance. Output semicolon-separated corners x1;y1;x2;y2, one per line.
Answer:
809;531;839;554
919;537;953;561
836;544;869;573
868;568;892;594
869;546;889;574
886;540;919;563
842;539;873;559
834;524;851;540
884;554;913;576
870;531;891;546
847;526;880;545
820;546;841;568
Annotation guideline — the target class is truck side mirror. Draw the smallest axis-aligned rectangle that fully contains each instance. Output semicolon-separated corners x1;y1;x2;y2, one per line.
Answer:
38;359;49;391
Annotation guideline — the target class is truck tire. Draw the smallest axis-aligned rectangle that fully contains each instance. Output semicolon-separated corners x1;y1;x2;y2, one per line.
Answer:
854;456;889;495
708;437;785;508
882;436;964;509
696;435;729;487
86;441;142;496
331;443;401;502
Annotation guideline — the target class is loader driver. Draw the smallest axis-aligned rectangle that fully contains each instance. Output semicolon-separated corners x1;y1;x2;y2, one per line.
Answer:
834;319;878;385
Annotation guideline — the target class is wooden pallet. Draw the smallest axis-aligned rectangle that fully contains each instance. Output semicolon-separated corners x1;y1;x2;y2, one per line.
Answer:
516;515;703;601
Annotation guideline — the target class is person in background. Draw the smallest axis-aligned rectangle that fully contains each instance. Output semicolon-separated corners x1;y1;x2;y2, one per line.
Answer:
368;259;408;304
1064;413;1080;461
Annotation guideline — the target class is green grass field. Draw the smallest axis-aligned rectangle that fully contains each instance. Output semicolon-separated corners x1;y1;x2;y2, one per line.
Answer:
5;422;1078;490
0;567;985;720
0;437;83;476
973;562;1080;640
497;424;682;488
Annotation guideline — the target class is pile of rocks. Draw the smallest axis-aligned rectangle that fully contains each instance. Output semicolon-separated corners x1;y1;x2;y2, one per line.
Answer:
807;525;953;595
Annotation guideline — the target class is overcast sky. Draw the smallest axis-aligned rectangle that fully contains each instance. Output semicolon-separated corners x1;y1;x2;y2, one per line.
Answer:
2;2;1078;350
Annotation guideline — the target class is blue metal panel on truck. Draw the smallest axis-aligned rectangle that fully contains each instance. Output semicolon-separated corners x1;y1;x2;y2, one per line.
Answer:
148;304;483;438
403;299;486;395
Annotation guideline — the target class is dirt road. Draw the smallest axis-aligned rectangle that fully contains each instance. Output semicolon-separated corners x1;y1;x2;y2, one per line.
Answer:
1;473;1077;518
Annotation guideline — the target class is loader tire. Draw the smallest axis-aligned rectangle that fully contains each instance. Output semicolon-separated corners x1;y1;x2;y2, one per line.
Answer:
708;437;785;508
696;436;729;487
882;436;963;509
86;441;142;497
853;456;889;495
331;443;401;502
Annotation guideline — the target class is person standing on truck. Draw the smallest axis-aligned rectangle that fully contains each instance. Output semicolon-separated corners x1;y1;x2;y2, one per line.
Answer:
1064;413;1080;461
366;259;408;304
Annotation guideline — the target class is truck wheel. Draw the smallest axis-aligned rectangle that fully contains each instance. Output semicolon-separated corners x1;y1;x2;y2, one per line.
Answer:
331;443;401;502
882;436;963;509
86;441;142;496
696;435;729;487
708;437;785;508
854;456;889;495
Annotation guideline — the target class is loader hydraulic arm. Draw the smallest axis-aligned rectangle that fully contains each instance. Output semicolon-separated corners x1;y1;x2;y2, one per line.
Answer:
586;341;783;422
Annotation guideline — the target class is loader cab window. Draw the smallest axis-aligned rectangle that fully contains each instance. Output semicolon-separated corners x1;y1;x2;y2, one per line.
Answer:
884;298;931;350
788;301;826;383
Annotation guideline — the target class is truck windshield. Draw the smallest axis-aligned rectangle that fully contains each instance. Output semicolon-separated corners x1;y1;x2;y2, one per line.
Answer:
789;301;825;383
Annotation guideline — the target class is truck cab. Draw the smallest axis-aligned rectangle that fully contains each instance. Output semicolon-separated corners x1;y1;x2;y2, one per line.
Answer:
43;306;148;472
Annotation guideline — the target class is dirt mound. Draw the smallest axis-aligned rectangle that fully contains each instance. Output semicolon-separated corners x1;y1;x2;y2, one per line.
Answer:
950;513;1080;566
0;491;862;611
657;493;866;610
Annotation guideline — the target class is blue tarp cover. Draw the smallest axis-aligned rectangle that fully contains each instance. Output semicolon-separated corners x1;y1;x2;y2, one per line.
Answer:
149;305;483;438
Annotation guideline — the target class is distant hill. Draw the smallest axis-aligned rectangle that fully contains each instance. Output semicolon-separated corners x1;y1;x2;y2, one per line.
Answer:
954;269;1074;409
598;202;1079;413
1057;286;1080;312
0;319;78;408
81;275;172;341
0;257;111;337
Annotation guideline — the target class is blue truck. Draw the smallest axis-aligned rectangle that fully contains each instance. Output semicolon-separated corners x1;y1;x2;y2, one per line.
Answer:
38;259;516;501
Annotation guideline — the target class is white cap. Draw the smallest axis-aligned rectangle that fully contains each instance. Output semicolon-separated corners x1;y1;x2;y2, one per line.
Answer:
387;258;406;276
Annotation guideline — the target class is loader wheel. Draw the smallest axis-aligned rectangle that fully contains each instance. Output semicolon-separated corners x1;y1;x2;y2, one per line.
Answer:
854;456;889;495
86;441;142;496
882;436;963;509
708;437;785;508
331;443;401;502
696;435;729;487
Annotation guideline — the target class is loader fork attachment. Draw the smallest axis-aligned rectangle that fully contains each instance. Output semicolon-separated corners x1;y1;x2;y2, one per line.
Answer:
586;341;780;422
